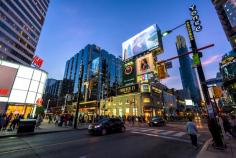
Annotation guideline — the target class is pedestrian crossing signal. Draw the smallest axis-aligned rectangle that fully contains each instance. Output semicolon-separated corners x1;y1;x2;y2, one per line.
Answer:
157;63;167;79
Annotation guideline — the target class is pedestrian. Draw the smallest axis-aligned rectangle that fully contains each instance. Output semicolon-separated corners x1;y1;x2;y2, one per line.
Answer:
186;118;198;148
36;114;43;129
230;115;236;137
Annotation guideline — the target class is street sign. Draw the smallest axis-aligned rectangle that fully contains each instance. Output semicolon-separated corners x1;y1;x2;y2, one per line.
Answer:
193;53;200;66
189;4;202;32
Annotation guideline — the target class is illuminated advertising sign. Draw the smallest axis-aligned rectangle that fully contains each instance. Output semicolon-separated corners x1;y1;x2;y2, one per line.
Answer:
185;99;194;106
137;73;153;83
0;65;17;97
136;53;154;75
122;24;163;60
141;84;150;93
117;84;139;95
122;60;136;85
32;55;44;68
189;5;202;32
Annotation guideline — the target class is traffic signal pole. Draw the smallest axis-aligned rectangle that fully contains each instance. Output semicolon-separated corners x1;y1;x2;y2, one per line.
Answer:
185;20;225;148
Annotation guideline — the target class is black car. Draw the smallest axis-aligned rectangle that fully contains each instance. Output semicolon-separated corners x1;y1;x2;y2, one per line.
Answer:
148;117;165;127
88;118;126;135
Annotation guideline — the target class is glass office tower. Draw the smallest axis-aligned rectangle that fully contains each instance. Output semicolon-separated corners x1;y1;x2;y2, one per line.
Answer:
62;44;122;104
176;35;201;105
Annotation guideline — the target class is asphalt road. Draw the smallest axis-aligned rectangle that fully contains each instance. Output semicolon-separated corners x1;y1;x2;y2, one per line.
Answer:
0;123;210;158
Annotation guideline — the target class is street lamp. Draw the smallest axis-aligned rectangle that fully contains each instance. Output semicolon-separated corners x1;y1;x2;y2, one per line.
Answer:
162;20;225;148
45;99;50;114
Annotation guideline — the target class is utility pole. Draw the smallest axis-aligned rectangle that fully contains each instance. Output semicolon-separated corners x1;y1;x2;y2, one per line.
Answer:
185;19;224;148
74;63;84;129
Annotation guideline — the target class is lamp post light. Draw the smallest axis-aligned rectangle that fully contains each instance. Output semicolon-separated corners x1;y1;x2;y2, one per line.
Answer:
161;20;225;148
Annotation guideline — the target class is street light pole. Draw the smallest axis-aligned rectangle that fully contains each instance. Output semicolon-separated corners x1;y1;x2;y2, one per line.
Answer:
185;19;224;148
45;99;50;113
74;63;84;129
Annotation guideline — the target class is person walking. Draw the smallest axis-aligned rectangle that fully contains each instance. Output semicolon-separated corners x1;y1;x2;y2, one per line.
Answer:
186;118;198;148
222;115;234;137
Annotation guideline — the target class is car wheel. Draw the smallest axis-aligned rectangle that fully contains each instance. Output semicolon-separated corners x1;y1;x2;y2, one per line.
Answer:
121;126;126;133
101;128;107;135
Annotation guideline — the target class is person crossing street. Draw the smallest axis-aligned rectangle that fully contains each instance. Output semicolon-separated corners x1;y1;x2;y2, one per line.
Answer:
186;118;198;149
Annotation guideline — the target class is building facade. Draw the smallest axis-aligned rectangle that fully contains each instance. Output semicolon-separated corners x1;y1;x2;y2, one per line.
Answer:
43;79;63;112
212;0;236;49
176;35;201;105
1;0;49;65
0;59;47;117
62;44;122;114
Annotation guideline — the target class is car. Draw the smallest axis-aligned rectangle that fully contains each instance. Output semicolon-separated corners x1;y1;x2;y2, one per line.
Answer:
88;118;126;135
148;117;165;127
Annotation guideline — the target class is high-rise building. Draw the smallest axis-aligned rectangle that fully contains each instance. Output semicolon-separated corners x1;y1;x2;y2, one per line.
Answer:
176;35;201;105
1;0;49;65
212;0;236;49
43;78;63;111
62;44;122;112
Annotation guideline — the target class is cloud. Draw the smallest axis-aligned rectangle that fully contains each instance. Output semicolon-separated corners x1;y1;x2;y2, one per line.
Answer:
202;54;222;66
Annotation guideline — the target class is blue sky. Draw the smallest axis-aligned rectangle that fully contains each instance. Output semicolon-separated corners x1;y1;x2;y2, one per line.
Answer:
36;0;232;89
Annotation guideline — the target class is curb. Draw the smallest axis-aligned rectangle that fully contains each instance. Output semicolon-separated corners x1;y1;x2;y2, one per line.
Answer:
196;138;212;158
0;127;87;139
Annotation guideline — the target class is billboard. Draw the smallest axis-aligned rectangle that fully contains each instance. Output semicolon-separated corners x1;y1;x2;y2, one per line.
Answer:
117;84;139;95
122;24;163;60
136;53;154;75
122;60;136;85
0;65;18;97
224;0;236;28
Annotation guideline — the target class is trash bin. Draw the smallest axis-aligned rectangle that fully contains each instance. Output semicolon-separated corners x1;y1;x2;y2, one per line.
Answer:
17;119;36;134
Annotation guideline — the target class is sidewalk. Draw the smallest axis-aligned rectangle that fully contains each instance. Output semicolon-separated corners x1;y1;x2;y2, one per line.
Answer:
0;121;88;138
197;137;236;158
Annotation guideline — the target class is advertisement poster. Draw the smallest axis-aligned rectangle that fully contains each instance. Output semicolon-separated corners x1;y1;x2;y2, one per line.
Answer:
122;24;162;60
122;60;136;85
136;53;154;75
0;65;18;97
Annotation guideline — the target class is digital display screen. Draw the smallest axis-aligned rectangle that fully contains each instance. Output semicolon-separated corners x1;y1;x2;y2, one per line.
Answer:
122;24;162;60
136;53;154;75
224;0;236;28
0;65;17;97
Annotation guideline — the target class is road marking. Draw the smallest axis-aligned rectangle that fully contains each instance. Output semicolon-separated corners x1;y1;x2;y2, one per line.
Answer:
160;131;176;135
131;131;203;145
172;132;186;137
149;130;165;134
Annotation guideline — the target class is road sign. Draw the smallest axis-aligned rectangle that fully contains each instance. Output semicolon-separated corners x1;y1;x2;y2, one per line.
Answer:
165;61;173;69
193;53;200;66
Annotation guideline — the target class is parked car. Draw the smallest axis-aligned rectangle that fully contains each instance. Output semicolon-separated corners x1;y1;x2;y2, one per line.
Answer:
88;118;126;135
148;117;165;127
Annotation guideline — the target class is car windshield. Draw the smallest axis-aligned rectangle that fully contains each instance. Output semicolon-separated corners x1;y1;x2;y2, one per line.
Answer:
97;118;109;124
152;117;161;121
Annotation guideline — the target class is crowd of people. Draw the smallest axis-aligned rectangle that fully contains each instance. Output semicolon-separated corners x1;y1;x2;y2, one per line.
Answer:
0;113;24;131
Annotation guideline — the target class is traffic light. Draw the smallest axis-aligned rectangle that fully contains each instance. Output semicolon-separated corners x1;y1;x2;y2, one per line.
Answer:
157;63;167;79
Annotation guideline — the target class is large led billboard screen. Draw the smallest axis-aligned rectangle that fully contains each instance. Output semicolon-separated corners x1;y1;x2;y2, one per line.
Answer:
0;65;18;97
136;53;155;75
122;60;136;85
224;0;236;28
122;24;163;60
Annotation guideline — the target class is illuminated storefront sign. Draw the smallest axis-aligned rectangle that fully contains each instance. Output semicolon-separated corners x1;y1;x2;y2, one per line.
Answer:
117;84;139;95
32;55;44;68
151;86;162;94
0;88;9;96
141;84;150;93
122;24;163;60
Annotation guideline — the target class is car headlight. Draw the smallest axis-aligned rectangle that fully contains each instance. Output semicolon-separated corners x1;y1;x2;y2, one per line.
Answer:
154;122;158;124
95;124;102;128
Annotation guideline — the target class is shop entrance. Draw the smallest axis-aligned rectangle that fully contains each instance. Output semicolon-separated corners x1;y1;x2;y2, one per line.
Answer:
7;105;33;118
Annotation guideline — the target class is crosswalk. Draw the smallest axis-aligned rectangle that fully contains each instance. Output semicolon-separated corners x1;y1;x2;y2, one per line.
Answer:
126;127;202;144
